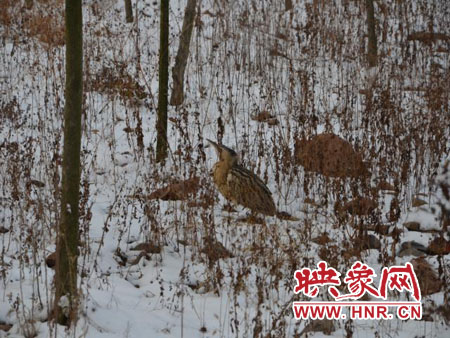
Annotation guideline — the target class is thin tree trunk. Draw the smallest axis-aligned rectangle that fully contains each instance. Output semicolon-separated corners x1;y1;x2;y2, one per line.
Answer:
156;0;169;162
366;0;377;67
170;0;196;106
285;0;293;12
54;0;83;326
124;0;133;23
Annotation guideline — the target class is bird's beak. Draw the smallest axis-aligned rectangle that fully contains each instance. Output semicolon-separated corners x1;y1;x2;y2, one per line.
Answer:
206;139;220;156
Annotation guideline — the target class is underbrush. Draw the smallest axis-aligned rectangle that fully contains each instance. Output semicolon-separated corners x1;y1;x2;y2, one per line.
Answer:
0;0;449;337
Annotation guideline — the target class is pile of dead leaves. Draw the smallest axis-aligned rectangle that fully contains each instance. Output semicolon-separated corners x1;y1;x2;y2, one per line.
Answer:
148;177;200;201
295;133;369;178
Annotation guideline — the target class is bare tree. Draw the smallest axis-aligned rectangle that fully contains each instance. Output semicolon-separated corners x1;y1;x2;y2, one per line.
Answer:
365;0;378;67
170;0;196;106
124;0;133;23
54;0;83;326
285;0;293;12
156;0;169;162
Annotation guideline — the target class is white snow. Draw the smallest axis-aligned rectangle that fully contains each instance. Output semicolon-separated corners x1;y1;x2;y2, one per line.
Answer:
0;0;449;337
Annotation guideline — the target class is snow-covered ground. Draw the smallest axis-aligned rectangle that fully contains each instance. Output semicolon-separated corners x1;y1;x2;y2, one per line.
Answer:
1;0;449;337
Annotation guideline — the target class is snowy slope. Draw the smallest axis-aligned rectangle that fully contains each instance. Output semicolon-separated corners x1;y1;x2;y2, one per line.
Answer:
0;0;449;337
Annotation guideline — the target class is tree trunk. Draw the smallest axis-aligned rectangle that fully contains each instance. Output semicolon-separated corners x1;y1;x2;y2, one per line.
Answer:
156;0;169;162
124;0;133;23
54;0;83;326
285;0;293;12
25;0;33;9
365;0;377;67
170;0;196;106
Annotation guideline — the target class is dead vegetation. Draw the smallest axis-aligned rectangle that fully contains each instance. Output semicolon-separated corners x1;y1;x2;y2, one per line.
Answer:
407;31;450;44
1;0;64;46
295;133;370;178
0;0;449;336
147;177;200;201
87;64;148;105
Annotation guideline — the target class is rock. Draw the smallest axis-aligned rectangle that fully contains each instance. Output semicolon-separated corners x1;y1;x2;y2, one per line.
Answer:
404;221;421;231
401;241;428;252
353;234;381;251
295;133;369;178
398;247;425;257
411;258;442;296
398;241;427;257
364;234;381;250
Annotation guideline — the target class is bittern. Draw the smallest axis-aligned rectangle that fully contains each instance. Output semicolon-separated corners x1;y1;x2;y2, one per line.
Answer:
207;139;277;216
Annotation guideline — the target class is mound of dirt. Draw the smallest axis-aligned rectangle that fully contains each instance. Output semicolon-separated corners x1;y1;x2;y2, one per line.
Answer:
149;177;200;201
295;133;369;178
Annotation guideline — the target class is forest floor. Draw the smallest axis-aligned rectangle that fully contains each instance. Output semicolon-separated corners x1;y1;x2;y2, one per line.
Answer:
1;0;450;337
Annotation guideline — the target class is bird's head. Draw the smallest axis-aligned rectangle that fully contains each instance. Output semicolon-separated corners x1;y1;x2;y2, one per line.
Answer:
206;139;238;166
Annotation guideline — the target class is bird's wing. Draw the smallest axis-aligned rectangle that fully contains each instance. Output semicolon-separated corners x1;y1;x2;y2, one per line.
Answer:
230;166;272;194
227;166;276;215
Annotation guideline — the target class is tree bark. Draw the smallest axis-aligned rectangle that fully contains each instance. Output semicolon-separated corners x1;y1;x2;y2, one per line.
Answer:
54;0;83;326
365;0;378;67
156;0;169;162
124;0;133;23
170;0;196;106
25;0;33;9
285;0;293;12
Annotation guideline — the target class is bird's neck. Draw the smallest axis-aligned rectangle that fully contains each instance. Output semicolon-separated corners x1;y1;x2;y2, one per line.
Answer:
213;160;232;184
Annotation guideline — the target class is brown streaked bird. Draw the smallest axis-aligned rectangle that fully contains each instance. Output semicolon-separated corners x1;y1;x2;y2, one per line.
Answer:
207;139;276;216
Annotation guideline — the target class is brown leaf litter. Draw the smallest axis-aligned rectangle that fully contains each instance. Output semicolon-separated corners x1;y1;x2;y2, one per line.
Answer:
295;133;370;178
